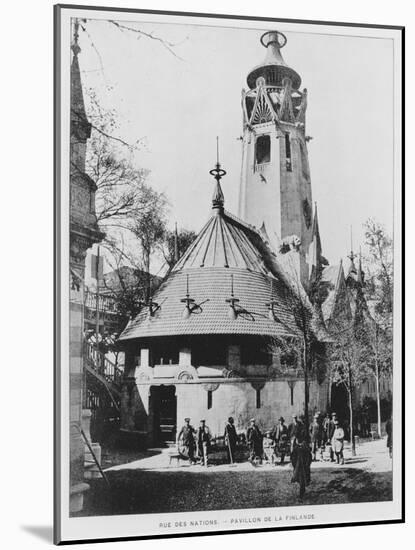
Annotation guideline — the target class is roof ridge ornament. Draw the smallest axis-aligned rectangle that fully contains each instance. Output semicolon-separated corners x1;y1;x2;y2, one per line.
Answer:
260;30;287;50
265;277;278;320
226;274;240;320
210;136;226;211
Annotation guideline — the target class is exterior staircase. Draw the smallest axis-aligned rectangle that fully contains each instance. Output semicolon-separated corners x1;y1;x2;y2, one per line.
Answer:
83;341;123;441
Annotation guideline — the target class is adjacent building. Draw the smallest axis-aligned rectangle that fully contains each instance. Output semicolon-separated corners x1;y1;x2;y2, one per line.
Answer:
69;20;103;511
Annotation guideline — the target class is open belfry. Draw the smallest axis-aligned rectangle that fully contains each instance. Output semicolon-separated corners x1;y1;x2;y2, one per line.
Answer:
118;30;336;445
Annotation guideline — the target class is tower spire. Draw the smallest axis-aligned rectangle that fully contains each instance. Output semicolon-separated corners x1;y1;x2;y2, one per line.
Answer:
357;247;364;285
71;18;91;146
309;202;323;286
247;31;301;90
209;136;226;212
347;225;357;276
72;18;81;56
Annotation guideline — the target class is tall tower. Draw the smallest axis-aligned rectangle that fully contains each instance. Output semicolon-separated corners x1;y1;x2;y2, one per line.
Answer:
238;31;313;285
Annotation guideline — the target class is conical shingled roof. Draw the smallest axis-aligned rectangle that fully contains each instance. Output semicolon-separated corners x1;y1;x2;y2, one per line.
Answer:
172;210;270;274
119;166;303;342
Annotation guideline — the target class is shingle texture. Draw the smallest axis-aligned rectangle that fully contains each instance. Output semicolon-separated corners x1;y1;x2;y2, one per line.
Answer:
119;206;302;341
119;267;299;340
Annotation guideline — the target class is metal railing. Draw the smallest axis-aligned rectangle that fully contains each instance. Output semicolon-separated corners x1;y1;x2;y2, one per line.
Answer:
84;291;117;313
85;341;123;387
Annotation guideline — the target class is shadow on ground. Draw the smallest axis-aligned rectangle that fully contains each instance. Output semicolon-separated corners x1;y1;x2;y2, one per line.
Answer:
74;465;392;517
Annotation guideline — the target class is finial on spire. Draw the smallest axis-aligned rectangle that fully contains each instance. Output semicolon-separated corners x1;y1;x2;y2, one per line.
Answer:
348;225;356;263
209;136;226;211
71;18;81;56
260;30;287;50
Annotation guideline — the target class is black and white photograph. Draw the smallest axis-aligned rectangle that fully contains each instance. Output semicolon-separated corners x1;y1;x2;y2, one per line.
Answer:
54;5;403;544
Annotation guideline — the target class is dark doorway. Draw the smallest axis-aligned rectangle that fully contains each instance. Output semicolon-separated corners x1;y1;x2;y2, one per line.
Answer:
150;386;177;444
330;383;349;424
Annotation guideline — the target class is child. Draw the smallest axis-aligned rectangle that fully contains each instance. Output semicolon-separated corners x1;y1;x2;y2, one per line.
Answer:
263;431;276;464
332;419;345;465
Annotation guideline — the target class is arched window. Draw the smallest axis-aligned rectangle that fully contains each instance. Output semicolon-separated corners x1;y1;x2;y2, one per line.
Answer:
255;135;271;165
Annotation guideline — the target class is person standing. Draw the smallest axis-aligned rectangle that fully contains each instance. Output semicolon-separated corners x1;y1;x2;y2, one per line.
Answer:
288;415;304;453
322;413;330;445
327;412;337;462
385;416;392;458
273;416;289;464
247;418;263;463
224;417;238;464
310;413;323;461
263;431;276;464
290;426;312;500
332;418;345;464
197;419;211;466
177;417;196;464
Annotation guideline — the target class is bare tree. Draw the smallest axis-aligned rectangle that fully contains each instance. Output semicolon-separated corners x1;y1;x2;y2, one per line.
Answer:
128;187;169;302
267;252;328;442
161;227;197;271
363;219;393;437
329;317;371;456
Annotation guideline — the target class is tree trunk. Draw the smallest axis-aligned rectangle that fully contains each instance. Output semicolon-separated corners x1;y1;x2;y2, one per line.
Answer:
143;248;151;303
374;329;382;438
303;340;310;444
328;372;332;411
375;369;382;438
348;372;356;456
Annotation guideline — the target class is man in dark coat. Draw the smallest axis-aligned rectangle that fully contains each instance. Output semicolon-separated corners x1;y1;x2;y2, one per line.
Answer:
273;417;289;464
224;417;238;464
177;417;196;464
247;418;263;463
288;415;305;453
291;428;312;499
197;419;212;465
385;416;392;458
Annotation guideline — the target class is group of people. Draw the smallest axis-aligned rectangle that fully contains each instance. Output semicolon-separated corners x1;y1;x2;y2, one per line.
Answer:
176;411;346;468
176;412;346;499
176;417;240;466
176;418;213;465
242;412;346;466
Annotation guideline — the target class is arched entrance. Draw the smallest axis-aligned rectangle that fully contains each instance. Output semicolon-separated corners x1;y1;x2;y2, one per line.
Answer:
149;385;177;444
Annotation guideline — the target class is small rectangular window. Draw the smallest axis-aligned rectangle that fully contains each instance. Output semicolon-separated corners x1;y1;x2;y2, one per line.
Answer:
255;135;271;165
207;390;212;410
290;384;294;406
256;389;261;409
285;133;292;171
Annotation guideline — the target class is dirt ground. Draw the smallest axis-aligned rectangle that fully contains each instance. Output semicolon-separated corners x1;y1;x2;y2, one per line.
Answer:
76;438;392;517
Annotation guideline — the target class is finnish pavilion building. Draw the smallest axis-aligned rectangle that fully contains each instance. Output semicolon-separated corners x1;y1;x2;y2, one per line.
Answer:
116;30;372;445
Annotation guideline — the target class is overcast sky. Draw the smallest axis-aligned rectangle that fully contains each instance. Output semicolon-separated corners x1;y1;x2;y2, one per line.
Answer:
76;18;394;268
